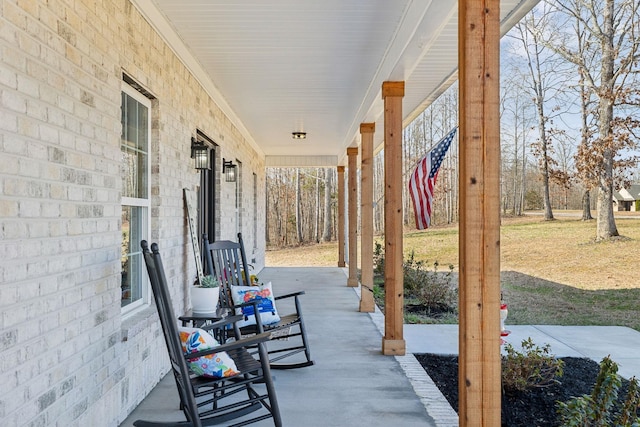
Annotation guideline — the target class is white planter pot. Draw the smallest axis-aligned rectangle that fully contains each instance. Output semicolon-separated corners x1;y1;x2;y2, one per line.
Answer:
190;286;220;315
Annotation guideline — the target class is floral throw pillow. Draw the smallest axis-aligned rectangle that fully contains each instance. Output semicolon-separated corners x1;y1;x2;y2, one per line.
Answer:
230;282;281;328
177;326;239;378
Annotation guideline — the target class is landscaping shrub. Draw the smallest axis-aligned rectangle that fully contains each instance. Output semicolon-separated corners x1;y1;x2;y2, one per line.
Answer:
502;338;564;393
372;245;456;318
557;356;640;427
373;241;384;277
403;250;456;310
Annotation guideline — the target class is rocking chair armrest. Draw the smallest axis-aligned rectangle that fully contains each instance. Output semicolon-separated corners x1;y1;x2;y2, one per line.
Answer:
184;332;272;359
199;314;244;334
233;299;262;310
274;290;305;300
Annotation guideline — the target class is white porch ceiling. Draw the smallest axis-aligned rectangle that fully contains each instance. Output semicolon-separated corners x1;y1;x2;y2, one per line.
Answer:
133;0;539;166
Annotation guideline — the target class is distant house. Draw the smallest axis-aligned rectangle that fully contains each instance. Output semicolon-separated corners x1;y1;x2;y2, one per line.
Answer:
613;184;640;211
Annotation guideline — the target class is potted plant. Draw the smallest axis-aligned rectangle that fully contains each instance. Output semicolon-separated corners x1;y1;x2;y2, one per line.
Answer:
191;275;220;315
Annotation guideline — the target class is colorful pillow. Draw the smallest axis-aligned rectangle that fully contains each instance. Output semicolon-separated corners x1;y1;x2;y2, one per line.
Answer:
177;326;239;378
230;282;281;328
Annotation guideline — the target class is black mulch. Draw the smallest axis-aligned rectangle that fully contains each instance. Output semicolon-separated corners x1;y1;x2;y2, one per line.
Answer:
415;354;636;427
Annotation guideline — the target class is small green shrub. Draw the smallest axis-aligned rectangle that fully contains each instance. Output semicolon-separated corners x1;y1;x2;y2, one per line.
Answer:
372;244;456;318
403;250;456;309
502;338;564;393
373;283;384;301
557;355;640;427
373;241;384;277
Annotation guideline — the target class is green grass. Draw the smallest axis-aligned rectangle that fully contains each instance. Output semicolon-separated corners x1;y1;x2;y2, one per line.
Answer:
267;213;640;331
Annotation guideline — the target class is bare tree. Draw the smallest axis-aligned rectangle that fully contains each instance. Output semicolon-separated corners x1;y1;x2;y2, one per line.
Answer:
577;63;597;220
511;6;576;221
295;168;303;243
373;152;385;234
322;168;333;241
313;168;320;243
549;0;640;239
500;63;535;216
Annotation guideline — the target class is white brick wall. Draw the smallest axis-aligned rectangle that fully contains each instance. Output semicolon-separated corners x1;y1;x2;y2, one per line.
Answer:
0;0;266;425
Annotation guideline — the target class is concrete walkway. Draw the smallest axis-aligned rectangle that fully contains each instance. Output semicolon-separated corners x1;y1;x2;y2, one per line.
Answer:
406;323;640;380
121;266;640;427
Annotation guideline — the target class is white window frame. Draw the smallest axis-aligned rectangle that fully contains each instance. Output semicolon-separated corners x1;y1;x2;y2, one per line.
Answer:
121;83;152;315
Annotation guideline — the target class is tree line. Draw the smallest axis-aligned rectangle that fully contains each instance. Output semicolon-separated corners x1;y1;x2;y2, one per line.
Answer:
265;0;640;247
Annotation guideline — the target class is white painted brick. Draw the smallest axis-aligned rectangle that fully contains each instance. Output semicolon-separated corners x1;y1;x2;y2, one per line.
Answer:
28;220;51;238
18;200;40;218
0;285;19;308
1;88;27;113
1;0;266;425
2;303;29;328
0;199;19;217
40;123;60;143
0;386;29;420
17;73;40;98
0;110;19;133
26;99;48;121
0;64;18;89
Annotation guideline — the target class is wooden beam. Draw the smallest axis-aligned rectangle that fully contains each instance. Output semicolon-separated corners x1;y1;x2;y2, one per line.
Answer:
347;147;359;287
381;81;406;356
458;1;501;426
359;123;375;312
337;165;346;268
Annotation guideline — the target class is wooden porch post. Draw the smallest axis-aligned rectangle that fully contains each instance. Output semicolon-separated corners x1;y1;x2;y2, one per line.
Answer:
359;123;375;312
337;166;346;268
381;81;405;356
458;0;501;425
347;147;359;287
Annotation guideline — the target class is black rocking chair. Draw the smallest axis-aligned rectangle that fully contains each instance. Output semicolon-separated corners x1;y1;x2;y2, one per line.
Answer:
203;233;314;370
137;240;282;427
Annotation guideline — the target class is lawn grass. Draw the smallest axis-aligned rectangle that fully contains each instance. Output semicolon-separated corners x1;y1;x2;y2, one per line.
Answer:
266;212;640;331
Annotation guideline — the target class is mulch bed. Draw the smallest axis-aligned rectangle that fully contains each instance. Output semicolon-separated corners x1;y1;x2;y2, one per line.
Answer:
415;354;634;427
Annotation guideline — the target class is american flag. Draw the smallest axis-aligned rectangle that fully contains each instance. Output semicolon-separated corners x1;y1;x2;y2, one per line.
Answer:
408;127;457;230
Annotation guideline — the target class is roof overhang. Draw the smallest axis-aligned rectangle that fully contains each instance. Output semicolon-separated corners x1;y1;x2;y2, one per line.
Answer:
132;0;539;167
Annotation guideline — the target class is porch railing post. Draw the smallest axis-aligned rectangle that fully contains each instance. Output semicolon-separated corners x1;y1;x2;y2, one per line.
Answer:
347;147;359;287
337;165;346;268
381;81;405;356
359;123;375;312
458;0;502;425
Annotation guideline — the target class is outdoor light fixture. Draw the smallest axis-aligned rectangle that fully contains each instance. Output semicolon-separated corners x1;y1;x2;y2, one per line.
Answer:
190;137;210;170
292;131;307;140
222;158;237;182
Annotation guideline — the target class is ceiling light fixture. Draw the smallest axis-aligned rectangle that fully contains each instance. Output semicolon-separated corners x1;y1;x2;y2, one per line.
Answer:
292;131;307;140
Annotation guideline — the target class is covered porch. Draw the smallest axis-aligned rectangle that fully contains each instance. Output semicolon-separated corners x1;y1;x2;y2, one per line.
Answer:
0;0;544;425
127;1;540;424
121;266;458;427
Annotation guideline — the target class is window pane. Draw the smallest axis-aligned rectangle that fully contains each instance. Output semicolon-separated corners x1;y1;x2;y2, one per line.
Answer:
121;92;148;199
121;205;146;307
120;86;150;312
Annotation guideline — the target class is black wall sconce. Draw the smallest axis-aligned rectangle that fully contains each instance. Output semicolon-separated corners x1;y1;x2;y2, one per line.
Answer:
222;158;237;182
191;137;210;170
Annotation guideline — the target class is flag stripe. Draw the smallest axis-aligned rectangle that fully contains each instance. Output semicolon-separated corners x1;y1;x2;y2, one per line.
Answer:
408;127;457;230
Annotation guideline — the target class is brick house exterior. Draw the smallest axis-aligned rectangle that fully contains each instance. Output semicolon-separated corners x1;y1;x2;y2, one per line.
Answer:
0;1;265;425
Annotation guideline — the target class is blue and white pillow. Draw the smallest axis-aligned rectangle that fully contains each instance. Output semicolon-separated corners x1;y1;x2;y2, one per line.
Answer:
230;282;281;328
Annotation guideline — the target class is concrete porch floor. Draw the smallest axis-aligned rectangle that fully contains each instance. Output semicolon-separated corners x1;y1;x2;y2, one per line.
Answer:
121;266;640;427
